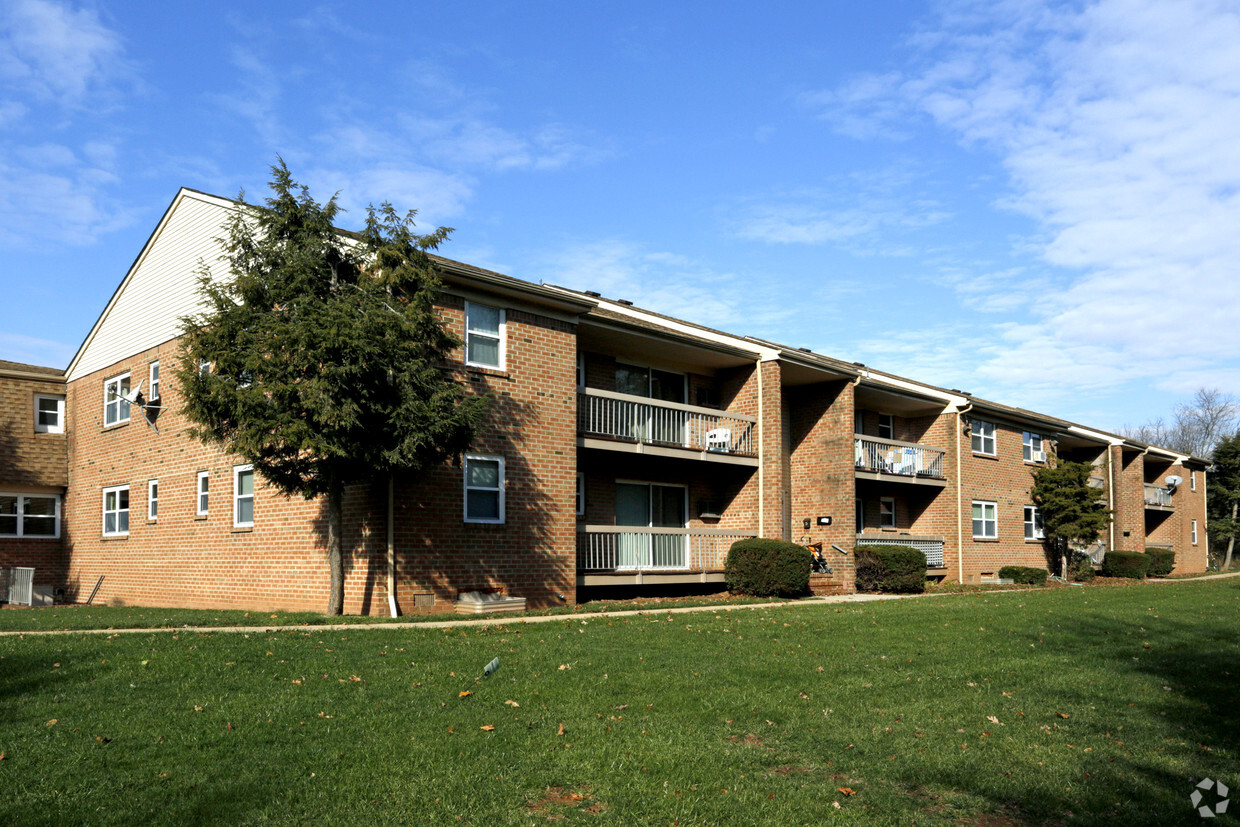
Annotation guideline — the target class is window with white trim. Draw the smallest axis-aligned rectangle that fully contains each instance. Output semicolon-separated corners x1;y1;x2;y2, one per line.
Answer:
1190;470;1197;491
1022;431;1045;462
465;302;504;369
148;479;159;521
103;485;129;536
34;394;65;433
576;472;585;517
1024;505;1044;540
234;465;254;527
149;361;161;401
464;454;504;523
104;373;131;426
198;358;210;376
0;493;60;538
196;471;209;516
878;414;894;441
1192;519;1198;545
972;500;997;539
880;497;896;528
971;420;996;455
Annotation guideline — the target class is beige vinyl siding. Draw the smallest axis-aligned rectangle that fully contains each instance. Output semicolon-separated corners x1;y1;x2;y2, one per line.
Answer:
67;192;233;382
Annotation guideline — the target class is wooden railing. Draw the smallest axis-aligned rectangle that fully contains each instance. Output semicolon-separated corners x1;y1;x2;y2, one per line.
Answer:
855;534;945;568
854;436;946;480
577;389;756;455
577;526;755;572
1144;484;1173;507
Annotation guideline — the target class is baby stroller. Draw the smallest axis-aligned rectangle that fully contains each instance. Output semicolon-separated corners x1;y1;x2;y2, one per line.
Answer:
806;541;832;575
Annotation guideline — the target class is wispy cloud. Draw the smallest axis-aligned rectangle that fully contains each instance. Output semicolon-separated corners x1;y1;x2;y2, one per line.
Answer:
802;0;1240;414
0;330;75;368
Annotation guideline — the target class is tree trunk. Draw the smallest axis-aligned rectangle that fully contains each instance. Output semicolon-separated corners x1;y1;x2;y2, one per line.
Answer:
327;476;345;615
1226;499;1237;571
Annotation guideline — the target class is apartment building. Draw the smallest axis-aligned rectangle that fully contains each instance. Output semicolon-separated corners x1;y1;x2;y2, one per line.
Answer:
0;188;1211;612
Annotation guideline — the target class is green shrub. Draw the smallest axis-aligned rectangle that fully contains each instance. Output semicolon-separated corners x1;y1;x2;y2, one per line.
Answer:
855;545;927;594
1101;550;1149;580
998;565;1048;586
725;539;812;597
1145;548;1175;577
1071;558;1096;583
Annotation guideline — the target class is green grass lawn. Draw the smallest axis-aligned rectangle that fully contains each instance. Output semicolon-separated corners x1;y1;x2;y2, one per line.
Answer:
0;592;786;633
1;581;1236;825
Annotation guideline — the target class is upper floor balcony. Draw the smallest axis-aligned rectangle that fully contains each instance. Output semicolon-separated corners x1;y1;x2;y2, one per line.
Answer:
577;388;759;466
854;435;947;487
1144;483;1174;510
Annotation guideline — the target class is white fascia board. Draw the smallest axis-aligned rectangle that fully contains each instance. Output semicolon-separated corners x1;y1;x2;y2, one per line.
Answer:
1066;425;1124;446
861;371;964;409
587;296;773;360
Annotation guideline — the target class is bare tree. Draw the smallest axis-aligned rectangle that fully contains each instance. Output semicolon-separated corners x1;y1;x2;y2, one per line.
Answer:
1119;388;1238;458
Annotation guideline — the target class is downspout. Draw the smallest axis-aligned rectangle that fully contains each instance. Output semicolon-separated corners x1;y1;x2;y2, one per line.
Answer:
387;474;398;618
757;358;765;537
1107;445;1116;552
848;375;862;542
956;403;973;584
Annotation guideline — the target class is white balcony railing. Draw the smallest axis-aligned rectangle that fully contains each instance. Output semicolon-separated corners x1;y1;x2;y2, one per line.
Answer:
855;534;945;567
578;389;757;455
1144;484;1173;507
577;526;755;572
854;436;946;480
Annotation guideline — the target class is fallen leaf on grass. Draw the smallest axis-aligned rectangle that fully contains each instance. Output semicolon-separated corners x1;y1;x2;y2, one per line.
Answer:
45;719;57;727
833;801;841;809
987;716;1001;725
1056;712;1070;719
480;725;495;731
557;723;565;736
459;691;472;698
349;675;362;682
838;787;856;796
505;700;520;707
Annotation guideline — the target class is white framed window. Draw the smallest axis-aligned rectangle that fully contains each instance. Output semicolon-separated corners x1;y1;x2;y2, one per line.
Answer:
1022;431;1045;462
971;420;996;455
1190;470;1197;491
234;464;254;527
196;471;209;516
104;373;131;426
148;479;159;521
880;497;896;528
149;361;161;400
464;454;504;524
102;485;129;537
0;493;61;538
576;472;585;516
464;301;505;369
1024;505;1045;540
34;394;65;433
972;500;997;539
1192;519;1198;545
198;358;210;376
878;414;894;441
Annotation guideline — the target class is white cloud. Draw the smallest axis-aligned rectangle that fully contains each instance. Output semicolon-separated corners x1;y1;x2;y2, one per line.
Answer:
804;0;1240;414
0;330;75;368
0;0;130;108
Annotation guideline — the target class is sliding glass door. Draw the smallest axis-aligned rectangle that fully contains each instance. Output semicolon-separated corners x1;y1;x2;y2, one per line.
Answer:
615;482;688;569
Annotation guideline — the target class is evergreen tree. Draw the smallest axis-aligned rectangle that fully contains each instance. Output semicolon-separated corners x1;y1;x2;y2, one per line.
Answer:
1208;432;1240;570
175;161;487;614
1031;458;1112;576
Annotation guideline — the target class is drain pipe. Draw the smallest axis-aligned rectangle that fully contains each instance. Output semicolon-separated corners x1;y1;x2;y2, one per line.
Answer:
387;473;398;618
956;403;973;584
1107;444;1116;553
757;358;765;538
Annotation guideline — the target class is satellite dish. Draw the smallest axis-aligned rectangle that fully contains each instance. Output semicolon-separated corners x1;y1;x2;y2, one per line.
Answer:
121;380;144;404
1165;475;1183;487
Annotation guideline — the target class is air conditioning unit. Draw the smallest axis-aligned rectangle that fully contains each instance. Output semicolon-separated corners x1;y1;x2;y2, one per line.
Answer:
1033;450;1047;463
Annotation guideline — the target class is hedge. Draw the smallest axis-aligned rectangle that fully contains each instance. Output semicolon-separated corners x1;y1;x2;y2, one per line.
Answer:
1071;558;1096;583
855;545;927;593
725;538;812;597
1101;550;1149;580
998;565;1048;586
1145;548;1175;577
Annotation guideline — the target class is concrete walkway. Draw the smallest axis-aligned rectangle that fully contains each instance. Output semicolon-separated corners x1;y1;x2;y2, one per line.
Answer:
3;569;1237;637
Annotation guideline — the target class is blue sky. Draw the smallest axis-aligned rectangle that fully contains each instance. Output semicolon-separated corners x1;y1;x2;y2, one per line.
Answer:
2;0;1239;432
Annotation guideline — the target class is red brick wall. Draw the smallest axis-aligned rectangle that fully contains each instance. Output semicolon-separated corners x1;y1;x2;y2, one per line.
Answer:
62;294;579;615
0;373;67;487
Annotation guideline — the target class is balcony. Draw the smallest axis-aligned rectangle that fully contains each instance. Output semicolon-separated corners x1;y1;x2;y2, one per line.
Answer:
1144;484;1174;510
577;388;758;466
854;436;947;487
856;534;945;568
577;526;756;584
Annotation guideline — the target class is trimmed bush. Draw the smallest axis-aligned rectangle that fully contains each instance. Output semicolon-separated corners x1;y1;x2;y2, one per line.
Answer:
1145;548;1175;577
1101;550;1150;580
855;545;927;594
998;565;1048;586
725;539;812;597
1071;558;1096;583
